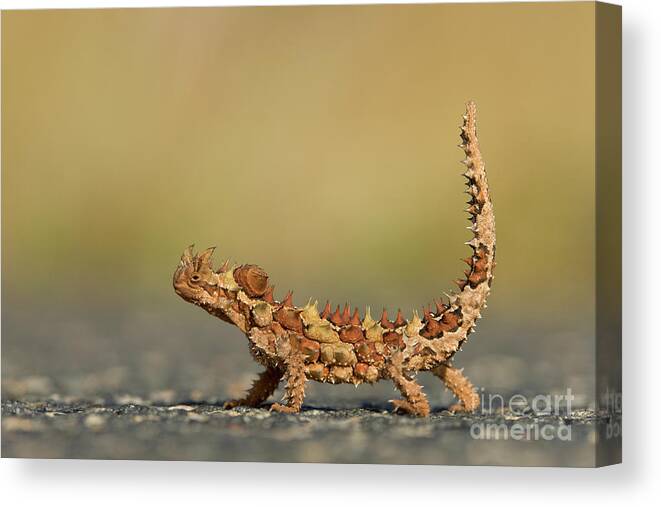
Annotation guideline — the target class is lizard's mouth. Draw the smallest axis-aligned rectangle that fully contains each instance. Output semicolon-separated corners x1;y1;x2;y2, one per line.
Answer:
172;270;197;302
172;267;187;297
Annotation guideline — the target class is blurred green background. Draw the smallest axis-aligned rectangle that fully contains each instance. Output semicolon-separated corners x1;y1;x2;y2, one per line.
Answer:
2;3;595;408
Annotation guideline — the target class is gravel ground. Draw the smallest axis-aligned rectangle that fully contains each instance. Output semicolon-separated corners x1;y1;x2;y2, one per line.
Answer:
2;397;616;466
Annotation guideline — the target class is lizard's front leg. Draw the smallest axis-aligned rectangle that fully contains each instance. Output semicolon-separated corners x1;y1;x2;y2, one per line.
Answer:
432;362;480;413
386;362;430;417
223;366;283;409
270;351;307;414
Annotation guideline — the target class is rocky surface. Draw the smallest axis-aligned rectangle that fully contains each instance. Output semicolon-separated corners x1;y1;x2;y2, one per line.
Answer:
2;397;615;466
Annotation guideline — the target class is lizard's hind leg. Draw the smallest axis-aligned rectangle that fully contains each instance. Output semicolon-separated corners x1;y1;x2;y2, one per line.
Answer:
432;363;480;413
270;351;307;414
386;363;430;417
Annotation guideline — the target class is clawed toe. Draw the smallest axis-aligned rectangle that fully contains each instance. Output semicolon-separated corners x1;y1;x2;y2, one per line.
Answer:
223;399;262;409
447;402;478;414
269;402;299;414
390;399;413;414
390;399;429;417
447;403;465;413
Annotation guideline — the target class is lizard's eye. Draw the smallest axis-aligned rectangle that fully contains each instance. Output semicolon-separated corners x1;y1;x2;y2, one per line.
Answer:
190;273;201;283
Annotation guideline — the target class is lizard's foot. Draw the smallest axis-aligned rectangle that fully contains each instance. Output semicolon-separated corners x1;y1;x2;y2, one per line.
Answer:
390;399;430;417
223;399;249;409
386;362;431;417
432;363;480;414
269;402;300;414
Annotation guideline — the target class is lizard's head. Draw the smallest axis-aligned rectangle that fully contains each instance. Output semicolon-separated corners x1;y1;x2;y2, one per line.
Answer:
174;245;272;325
173;245;233;309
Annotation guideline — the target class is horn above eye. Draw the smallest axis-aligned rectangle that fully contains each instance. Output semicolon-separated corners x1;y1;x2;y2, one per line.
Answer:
196;246;216;269
181;244;195;264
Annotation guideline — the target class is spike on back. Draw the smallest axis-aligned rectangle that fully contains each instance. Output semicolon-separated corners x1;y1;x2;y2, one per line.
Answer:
410;310;422;328
330;305;343;326
394;309;406;327
380;309;395;329
321;301;332;319
362;307;376;329
263;286;275;304
434;299;447;314
455;279;468;291
282;291;294;308
423;305;433;321
350;307;361;326
341;304;351;325
216;259;231;273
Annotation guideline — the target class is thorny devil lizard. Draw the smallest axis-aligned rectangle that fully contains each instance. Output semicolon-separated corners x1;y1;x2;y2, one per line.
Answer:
173;102;495;416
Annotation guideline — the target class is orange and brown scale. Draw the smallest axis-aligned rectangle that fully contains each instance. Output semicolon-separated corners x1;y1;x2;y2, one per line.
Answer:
172;101;496;417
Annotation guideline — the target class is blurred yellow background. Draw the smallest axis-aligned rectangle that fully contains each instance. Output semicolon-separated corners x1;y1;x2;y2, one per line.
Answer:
2;3;596;405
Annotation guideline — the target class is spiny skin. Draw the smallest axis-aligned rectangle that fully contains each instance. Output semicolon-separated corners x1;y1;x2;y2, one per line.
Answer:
173;102;496;416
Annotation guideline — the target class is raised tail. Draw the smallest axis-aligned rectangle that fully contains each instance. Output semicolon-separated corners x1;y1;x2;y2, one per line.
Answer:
458;100;496;292
413;101;496;367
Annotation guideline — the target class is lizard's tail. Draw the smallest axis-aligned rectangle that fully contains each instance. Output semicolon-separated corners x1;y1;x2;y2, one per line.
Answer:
420;101;496;362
